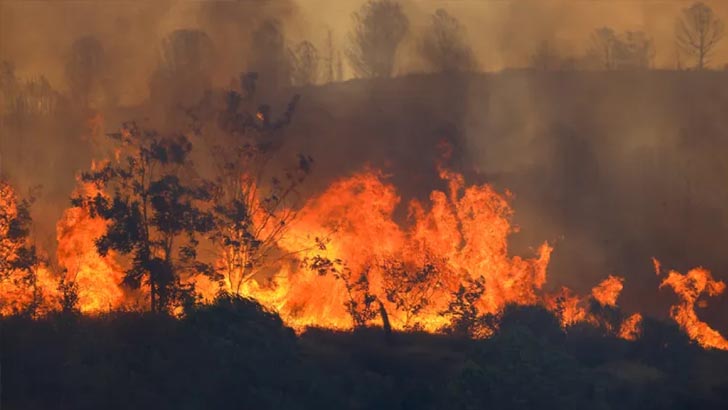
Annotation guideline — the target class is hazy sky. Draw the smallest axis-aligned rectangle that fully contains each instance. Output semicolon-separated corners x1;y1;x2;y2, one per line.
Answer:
2;0;728;100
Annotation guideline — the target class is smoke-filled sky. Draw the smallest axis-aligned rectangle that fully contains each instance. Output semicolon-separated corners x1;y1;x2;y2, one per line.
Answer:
3;0;728;104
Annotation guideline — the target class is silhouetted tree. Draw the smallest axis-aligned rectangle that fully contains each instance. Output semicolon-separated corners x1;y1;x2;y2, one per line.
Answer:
589;27;618;69
0;181;43;315
0;181;38;279
381;258;442;328
250;20;291;91
65;36;115;109
306;255;378;328
0;61;19;114
206;75;310;295
289;40;320;85
419;9;478;72
150;29;216;112
346;0;409;78
530;40;561;70
440;276;495;337
73;123;215;312
676;2;725;70
613;31;655;69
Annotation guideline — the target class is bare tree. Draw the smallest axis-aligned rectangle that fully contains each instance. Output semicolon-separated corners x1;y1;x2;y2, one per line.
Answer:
419;9;478;73
676;2;725;70
289;41;319;86
210;76;309;295
346;0;409;78
588;27;618;70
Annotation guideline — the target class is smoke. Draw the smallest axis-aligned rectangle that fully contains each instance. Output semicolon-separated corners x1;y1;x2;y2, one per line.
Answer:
2;0;728;330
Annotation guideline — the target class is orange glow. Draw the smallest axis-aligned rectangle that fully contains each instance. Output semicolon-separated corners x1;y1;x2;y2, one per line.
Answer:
619;313;643;341
0;265;60;316
4;159;724;350
0;181;59;315
659;263;728;350
56;182;126;313
591;275;623;307
236;168;553;332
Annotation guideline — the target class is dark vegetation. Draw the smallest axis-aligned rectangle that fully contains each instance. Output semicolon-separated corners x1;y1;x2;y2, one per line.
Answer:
3;298;728;410
3;1;728;408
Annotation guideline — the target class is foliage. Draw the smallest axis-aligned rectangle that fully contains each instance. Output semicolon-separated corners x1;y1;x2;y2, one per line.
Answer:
65;35;116;108
381;258;441;328
419;9;478;73
307;255;379;328
0;180;47;316
73;123;215;312
150;29;215;111
440;276;496;338
250;20;291;91
0;180;38;279
289;40;320;85
588;27;656;70
346;0;409;78
5;304;728;410
209;76;310;295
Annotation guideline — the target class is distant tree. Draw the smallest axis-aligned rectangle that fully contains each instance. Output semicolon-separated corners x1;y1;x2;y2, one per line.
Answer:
65;36;116;109
530;41;561;70
587;28;654;70
73;123;215;313
419;9;478;73
209;78;310;294
289;40;320;86
0;61;19;102
150;29;216;110
250;20;291;91
346;0;409;78
613;31;655;69
588;27;618;69
676;2;725;70
335;51;344;81
324;30;335;82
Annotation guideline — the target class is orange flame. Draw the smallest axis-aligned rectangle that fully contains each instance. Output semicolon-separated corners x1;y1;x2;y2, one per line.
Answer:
591;275;624;307
239;168;552;332
659;263;728;350
56;184;126;314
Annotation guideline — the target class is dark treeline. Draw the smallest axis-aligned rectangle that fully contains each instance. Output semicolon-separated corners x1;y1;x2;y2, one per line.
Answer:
3;296;728;410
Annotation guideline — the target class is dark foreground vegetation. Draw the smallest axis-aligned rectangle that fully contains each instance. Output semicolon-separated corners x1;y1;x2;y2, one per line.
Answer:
3;295;728;410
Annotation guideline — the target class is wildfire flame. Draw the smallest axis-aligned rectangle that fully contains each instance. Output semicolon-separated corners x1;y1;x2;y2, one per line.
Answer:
657;261;728;350
56;187;127;313
5;159;728;350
